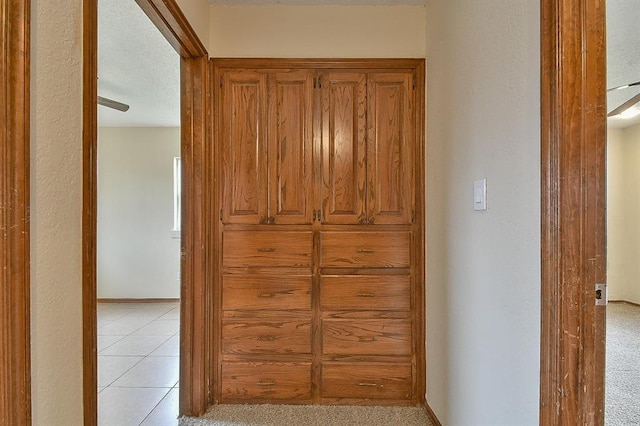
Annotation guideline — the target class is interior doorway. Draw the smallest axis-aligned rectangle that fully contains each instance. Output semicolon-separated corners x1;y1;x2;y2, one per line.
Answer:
604;1;640;423
95;0;181;424
83;0;211;423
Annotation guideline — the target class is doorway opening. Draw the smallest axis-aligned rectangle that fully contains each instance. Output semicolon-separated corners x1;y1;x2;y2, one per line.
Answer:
95;0;181;423
605;1;640;419
83;0;210;423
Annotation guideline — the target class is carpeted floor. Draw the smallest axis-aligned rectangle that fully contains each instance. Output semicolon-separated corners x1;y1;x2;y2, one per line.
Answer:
178;404;433;426
606;302;640;425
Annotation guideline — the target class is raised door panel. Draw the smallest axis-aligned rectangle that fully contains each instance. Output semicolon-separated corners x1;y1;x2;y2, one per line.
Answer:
220;70;268;224
320;72;367;225
267;71;314;224
367;73;414;225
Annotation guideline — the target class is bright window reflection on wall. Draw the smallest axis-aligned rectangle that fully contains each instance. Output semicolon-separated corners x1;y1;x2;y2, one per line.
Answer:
173;157;181;232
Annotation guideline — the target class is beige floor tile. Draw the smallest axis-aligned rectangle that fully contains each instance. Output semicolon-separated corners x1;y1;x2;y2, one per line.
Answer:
98;355;143;387
98;302;181;424
97;307;136;322
132;319;179;336
111;356;179;388
97;335;126;352
98;316;153;336
159;307;180;320
100;335;171;356
150;335;179;357
140;387;179;426
98;387;170;426
124;305;177;321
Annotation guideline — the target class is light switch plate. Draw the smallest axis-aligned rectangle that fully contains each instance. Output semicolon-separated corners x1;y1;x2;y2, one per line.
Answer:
474;178;487;211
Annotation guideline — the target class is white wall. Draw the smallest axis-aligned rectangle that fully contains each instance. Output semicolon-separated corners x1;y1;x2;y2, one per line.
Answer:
426;1;541;425
607;123;640;304
97;127;181;299
31;0;84;423
608;127;626;301
209;5;425;58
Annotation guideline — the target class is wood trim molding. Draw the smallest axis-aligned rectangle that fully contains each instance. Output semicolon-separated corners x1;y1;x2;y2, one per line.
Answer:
82;0;99;424
211;58;424;70
609;300;640;307
414;60;427;403
423;401;443;426
135;0;206;58
540;0;607;424
83;0;210;423
0;0;31;424
179;54;211;416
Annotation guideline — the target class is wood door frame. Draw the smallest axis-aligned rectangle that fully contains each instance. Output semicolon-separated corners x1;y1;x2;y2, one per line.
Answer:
540;0;607;424
0;0;31;424
82;0;210;424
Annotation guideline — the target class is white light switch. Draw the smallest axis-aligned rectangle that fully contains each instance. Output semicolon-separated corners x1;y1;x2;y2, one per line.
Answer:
474;178;487;211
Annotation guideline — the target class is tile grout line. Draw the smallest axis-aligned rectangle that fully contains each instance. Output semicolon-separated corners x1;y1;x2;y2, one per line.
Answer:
98;301;181;425
137;387;174;426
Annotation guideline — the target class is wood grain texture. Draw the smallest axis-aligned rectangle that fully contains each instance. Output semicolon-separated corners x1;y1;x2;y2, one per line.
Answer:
0;0;31;424
82;0;98;423
222;275;311;311
320;275;410;311
134;0;206;58
179;54;211;417
268;71;314;224
323;319;411;356
212;59;425;406
320;72;367;225
223;231;313;267
220;70;268;224
413;61;426;404
222;320;311;355
322;363;411;400
212;58;424;71
540;0;607;424
320;231;411;268
221;362;312;401
367;73;413;225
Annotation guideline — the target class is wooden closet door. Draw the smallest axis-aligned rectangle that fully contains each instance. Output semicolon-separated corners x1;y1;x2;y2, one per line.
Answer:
367;73;414;225
220;70;268;224
320;72;367;225
267;71;314;225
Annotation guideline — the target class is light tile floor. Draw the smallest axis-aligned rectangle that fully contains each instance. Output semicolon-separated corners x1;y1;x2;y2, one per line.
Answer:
98;301;180;426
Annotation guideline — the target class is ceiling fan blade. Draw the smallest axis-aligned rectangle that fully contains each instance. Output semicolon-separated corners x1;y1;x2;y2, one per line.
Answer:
608;91;640;117
607;81;640;92
98;96;130;112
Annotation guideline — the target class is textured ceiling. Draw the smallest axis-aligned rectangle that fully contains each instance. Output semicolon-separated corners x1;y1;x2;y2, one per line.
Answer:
99;0;638;128
98;0;180;127
607;0;640;128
